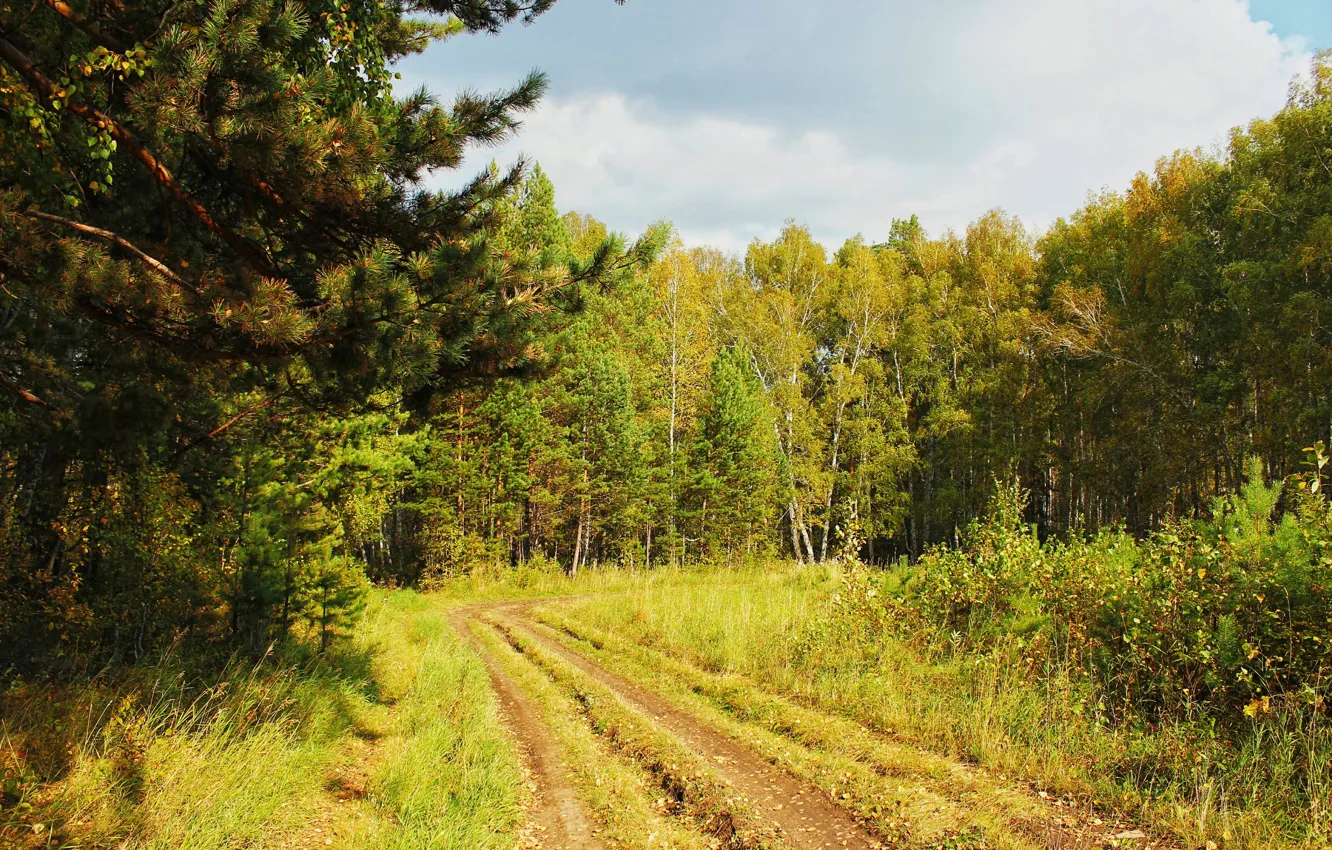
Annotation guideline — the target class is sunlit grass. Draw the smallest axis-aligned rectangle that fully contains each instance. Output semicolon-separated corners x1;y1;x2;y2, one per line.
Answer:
1;648;373;848
338;591;524;849
0;590;523;850
528;608;1056;849
8;561;1325;849
473;618;715;850
553;562;1332;850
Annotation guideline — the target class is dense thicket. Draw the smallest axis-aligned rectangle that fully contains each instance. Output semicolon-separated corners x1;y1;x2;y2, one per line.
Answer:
0;0;652;672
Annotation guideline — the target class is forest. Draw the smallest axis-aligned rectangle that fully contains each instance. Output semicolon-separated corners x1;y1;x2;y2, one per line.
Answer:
2;0;1332;847
6;43;1332;669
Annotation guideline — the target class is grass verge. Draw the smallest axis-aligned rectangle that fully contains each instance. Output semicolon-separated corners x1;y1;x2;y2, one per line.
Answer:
0;590;523;850
546;564;1316;850
336;591;524;849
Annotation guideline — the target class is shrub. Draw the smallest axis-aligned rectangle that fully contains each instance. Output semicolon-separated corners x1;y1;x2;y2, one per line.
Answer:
827;458;1332;727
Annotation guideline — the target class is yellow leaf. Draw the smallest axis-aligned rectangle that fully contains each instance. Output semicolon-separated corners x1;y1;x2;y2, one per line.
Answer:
1244;696;1271;718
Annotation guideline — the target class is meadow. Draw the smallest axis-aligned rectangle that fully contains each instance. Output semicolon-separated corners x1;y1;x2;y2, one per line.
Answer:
6;533;1327;849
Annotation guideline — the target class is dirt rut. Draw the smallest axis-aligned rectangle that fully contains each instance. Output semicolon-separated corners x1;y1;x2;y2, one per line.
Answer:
491;604;881;850
448;605;606;850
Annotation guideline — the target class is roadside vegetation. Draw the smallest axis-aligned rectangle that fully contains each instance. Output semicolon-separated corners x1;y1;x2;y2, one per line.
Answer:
5;521;1329;847
547;464;1332;849
3;0;1332;847
0;591;523;849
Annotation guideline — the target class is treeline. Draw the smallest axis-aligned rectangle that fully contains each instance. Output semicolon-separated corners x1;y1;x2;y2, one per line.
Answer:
3;0;1331;676
391;58;1332;573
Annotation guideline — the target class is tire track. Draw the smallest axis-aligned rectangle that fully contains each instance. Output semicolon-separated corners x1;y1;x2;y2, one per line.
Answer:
448;605;606;850
488;603;882;850
534;604;1171;850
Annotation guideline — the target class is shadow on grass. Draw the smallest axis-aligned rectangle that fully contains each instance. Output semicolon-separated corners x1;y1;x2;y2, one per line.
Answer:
0;634;387;847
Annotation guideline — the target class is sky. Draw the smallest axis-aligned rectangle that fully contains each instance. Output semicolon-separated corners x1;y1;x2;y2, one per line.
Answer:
397;0;1331;254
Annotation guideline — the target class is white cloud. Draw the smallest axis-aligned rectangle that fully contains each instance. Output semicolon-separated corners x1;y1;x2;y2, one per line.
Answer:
430;0;1311;252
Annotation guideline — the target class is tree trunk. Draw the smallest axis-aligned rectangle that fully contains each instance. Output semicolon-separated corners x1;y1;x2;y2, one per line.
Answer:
787;501;804;565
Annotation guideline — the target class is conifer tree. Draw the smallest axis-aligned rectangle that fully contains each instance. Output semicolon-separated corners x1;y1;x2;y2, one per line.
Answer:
0;0;651;667
685;346;780;559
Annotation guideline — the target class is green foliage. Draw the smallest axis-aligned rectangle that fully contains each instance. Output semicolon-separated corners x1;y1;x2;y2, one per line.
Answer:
355;55;1332;586
307;554;370;652
0;0;658;671
832;454;1332;731
769;453;1332;843
895;480;1044;639
685;346;782;559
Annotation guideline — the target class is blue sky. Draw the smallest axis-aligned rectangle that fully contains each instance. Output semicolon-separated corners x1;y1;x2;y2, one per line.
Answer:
399;0;1327;253
1250;0;1332;46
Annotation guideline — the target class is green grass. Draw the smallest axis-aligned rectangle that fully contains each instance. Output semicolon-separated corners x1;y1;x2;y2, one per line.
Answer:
8;561;1322;849
1;647;375;849
485;615;782;849
337;591;524;849
0;590;523;850
549;561;1332;850
471;618;715;850
527;606;1063;849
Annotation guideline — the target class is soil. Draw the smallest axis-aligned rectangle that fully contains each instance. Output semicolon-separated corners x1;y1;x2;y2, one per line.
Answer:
448;604;607;850
489;603;881;850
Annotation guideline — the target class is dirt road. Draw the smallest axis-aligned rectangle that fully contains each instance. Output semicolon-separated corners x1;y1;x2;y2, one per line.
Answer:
451;601;883;849
451;599;1163;850
448;605;607;850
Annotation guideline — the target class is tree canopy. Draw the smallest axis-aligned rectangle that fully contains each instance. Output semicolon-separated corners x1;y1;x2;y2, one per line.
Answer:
3;4;1332;682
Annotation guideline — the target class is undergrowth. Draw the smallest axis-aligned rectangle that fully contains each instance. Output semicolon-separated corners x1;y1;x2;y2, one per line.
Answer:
0;590;521;850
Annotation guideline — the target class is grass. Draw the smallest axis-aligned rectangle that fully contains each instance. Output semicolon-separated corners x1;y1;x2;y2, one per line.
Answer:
0;590;523;850
548;561;1332;850
336;591;524;849
1;647;374;849
471;617;716;850
484;614;782;849
527;606;1071;850
7;560;1323;849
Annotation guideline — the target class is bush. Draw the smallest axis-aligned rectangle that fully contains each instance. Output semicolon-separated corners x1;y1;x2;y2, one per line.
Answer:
824;458;1332;728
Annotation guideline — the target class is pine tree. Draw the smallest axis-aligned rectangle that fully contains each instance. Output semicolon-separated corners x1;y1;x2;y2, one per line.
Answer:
685;346;779;560
0;0;653;666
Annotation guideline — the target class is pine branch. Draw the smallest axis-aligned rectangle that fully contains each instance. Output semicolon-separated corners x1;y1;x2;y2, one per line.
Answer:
428;0;625;33
20;209;201;297
0;372;52;409
40;0;126;53
70;290;368;363
0;30;280;281
169;395;282;464
207;397;276;439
